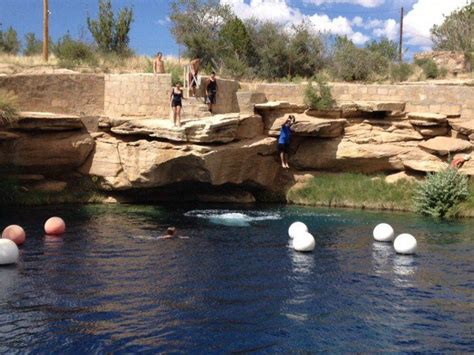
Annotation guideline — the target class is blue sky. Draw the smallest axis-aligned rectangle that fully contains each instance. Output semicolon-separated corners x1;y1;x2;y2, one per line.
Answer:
0;0;469;58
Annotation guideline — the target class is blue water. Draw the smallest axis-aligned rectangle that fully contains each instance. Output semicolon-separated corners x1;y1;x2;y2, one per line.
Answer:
0;204;472;353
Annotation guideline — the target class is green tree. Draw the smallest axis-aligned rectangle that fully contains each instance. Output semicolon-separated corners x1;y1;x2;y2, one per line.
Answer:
248;21;290;79
169;0;233;69
0;26;21;54
23;33;43;56
331;36;369;81
431;3;473;53
87;0;133;55
288;22;325;78
53;34;97;67
365;37;398;61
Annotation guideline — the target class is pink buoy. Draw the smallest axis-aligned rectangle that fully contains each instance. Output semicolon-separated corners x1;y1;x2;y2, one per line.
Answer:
44;217;66;235
2;225;26;245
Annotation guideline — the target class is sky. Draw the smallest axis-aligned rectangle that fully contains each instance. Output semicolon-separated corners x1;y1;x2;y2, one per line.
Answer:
0;0;470;59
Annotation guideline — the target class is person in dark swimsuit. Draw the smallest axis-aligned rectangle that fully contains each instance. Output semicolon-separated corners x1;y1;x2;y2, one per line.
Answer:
206;71;218;113
170;82;185;127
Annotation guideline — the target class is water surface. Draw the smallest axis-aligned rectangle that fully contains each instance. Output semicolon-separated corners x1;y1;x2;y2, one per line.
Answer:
0;204;472;352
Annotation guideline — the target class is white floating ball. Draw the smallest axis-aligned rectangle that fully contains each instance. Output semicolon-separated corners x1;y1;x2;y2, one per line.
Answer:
293;231;315;252
373;223;394;242
0;239;19;265
288;222;308;239
394;233;417;255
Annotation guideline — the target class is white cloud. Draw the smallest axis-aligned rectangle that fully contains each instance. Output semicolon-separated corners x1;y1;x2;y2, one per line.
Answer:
351;16;364;27
373;18;398;40
221;0;303;23
308;13;369;43
303;0;384;8
403;0;469;47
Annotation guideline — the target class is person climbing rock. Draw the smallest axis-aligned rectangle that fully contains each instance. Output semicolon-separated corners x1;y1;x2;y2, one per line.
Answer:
170;82;185;127
450;154;471;169
189;58;200;97
278;115;296;169
206;71;218;113
153;52;165;74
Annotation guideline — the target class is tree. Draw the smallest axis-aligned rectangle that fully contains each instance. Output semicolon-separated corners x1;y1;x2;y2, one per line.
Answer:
87;0;133;55
169;0;233;69
288;22;325;78
23;33;43;56
365;37;398;61
431;3;473;53
331;36;369;81
0;26;21;54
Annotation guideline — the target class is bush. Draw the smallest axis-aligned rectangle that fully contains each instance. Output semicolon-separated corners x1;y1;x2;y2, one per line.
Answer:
304;75;334;110
0;89;18;126
331;36;370;81
165;60;183;86
23;33;42;56
391;63;413;82
415;58;439;79
414;168;469;218
53;34;98;68
0;26;21;55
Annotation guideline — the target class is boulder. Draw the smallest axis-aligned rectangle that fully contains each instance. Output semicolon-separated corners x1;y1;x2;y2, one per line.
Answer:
400;148;448;173
268;114;347;138
305;108;342;118
414;125;449;137
419;136;472;156
459;159;474;176
407;112;447;124
236;114;264;139
344;122;423;144
236;92;267;114
291;138;408;173
352;101;406;112
12;112;84;131
0;131;94;172
110;114;241;143
448;119;474;136
385;171;423;184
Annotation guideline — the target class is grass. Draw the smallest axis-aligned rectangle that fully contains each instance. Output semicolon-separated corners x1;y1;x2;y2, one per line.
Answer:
0;176;106;207
287;173;474;217
0;89;18;126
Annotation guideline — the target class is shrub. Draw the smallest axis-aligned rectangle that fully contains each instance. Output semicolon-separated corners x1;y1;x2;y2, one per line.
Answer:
331;36;370;81
53;34;98;68
0;89;18;126
304;75;334;110
415;58;439;79
414;168;469;218
0;26;21;55
391;63;413;82
23;33;42;56
165;60;183;86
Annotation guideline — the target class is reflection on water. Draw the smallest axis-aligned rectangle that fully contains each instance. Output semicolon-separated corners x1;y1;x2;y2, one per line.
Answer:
0;204;472;352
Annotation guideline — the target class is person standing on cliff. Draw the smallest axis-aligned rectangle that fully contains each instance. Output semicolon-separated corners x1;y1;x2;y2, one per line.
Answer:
153;52;165;74
206;71;217;113
278;115;296;169
170;82;185;127
189;58;200;97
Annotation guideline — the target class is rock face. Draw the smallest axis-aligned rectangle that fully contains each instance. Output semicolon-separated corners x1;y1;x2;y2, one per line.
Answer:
12;112;85;131
419;137;472;156
267;114;347;138
236;92;267;114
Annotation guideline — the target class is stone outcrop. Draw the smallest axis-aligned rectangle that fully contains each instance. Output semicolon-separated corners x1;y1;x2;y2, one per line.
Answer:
414;51;472;76
419;137;472;156
268;114;347;138
12;112;85;131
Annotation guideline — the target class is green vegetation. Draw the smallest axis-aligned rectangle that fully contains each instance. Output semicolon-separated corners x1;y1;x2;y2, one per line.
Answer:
53;34;98;68
23;33;43;56
0;176;106;207
0;26;21;55
414;168;469;218
414;57;444;79
304;75;334;110
0;89;18;126
87;0;134;55
287;173;416;211
287;172;474;218
390;63;413;82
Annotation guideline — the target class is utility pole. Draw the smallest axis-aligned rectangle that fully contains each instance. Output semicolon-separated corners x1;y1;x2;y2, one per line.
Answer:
43;0;49;62
399;6;404;63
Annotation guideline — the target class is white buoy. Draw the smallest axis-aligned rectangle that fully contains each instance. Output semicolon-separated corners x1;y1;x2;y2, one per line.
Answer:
373;223;395;242
293;231;315;252
0;239;19;265
393;233;417;255
288;222;308;239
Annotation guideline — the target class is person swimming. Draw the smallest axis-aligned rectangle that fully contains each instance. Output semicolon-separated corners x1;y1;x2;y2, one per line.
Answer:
157;227;189;240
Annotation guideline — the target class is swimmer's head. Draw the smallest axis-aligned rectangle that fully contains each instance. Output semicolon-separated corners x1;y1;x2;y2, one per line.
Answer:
166;227;176;236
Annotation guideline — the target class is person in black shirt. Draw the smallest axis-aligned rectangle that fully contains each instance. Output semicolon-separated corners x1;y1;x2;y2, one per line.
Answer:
206;72;218;113
169;82;185;127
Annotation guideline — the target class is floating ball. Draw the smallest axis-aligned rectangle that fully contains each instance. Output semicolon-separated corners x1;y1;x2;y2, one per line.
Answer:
0;239;19;265
44;217;66;235
293;231;316;252
2;225;26;245
373;223;394;242
394;233;417;255
288;222;308;239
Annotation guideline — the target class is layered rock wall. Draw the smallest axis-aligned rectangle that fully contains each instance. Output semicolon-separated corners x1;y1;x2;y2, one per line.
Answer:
250;83;474;119
0;74;104;115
